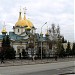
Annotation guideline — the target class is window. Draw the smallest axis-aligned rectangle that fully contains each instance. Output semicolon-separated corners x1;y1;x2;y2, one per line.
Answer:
18;29;19;32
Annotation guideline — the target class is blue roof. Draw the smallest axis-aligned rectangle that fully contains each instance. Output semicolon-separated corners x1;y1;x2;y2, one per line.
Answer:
35;33;47;42
0;32;48;42
38;37;47;42
9;32;23;40
0;35;3;40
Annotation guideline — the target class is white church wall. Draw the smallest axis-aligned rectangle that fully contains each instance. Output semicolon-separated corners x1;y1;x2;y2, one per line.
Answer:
63;43;73;50
12;42;26;54
14;27;22;35
22;27;26;32
14;27;27;35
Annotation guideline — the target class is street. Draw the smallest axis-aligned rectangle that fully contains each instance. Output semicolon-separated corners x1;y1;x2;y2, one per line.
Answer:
22;66;75;75
0;61;74;75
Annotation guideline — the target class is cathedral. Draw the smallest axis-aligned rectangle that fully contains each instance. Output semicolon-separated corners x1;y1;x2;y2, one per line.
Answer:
0;8;50;57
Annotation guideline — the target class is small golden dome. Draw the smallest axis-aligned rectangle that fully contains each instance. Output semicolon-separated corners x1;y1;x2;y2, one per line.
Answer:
2;28;7;33
45;26;49;36
40;32;43;35
25;26;31;30
45;32;49;36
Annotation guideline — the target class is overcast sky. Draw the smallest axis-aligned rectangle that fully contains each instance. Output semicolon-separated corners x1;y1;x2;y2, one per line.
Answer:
0;0;74;42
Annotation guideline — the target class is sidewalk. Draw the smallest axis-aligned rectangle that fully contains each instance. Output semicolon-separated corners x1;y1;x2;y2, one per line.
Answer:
0;57;75;67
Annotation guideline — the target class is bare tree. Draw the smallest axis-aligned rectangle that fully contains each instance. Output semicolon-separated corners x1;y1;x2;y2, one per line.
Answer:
48;24;62;54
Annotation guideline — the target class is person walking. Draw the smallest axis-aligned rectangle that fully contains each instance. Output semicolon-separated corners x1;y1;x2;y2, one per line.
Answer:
55;54;57;61
1;52;4;64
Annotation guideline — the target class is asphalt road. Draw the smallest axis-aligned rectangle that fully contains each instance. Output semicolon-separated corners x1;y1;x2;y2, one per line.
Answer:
23;66;75;75
0;61;74;75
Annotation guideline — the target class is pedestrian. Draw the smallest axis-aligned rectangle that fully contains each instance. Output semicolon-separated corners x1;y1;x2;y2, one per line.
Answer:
19;53;21;59
32;55;35;61
1;54;4;64
55;55;57;61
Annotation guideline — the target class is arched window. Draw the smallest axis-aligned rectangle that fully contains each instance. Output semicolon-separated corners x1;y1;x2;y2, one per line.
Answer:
18;29;19;32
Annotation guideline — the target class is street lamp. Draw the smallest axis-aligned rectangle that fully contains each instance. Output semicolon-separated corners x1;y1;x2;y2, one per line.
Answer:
41;22;47;60
41;22;47;34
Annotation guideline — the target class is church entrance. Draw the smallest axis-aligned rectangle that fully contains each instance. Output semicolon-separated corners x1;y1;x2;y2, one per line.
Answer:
17;46;24;54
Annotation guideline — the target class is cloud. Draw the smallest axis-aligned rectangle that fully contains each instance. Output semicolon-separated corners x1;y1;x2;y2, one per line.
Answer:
0;0;74;42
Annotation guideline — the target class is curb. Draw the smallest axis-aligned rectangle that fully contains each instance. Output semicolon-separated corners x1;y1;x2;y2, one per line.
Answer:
0;59;74;67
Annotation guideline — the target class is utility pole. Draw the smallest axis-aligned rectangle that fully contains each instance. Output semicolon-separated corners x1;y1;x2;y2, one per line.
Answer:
41;22;47;60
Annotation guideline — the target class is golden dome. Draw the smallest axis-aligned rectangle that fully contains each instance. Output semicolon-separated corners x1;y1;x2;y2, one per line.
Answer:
15;19;28;27
15;20;21;26
40;32;43;35
45;32;49;36
25;26;31;30
27;19;33;27
2;28;7;33
45;26;49;36
15;9;34;28
15;19;33;28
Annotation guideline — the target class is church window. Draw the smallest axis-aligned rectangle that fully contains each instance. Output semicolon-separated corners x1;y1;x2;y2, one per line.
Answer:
18;29;19;32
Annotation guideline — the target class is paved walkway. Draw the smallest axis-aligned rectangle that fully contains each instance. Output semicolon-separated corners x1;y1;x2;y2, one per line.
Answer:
0;57;75;67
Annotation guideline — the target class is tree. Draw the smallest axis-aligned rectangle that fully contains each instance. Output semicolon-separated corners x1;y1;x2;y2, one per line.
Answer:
22;49;27;59
2;37;6;47
36;47;41;58
72;43;75;55
5;47;16;59
1;37;6;56
59;44;65;57
56;38;62;55
48;24;56;44
64;40;67;43
5;35;10;47
61;37;65;43
48;24;66;57
1;35;16;59
36;47;46;58
61;37;67;43
66;42;72;56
